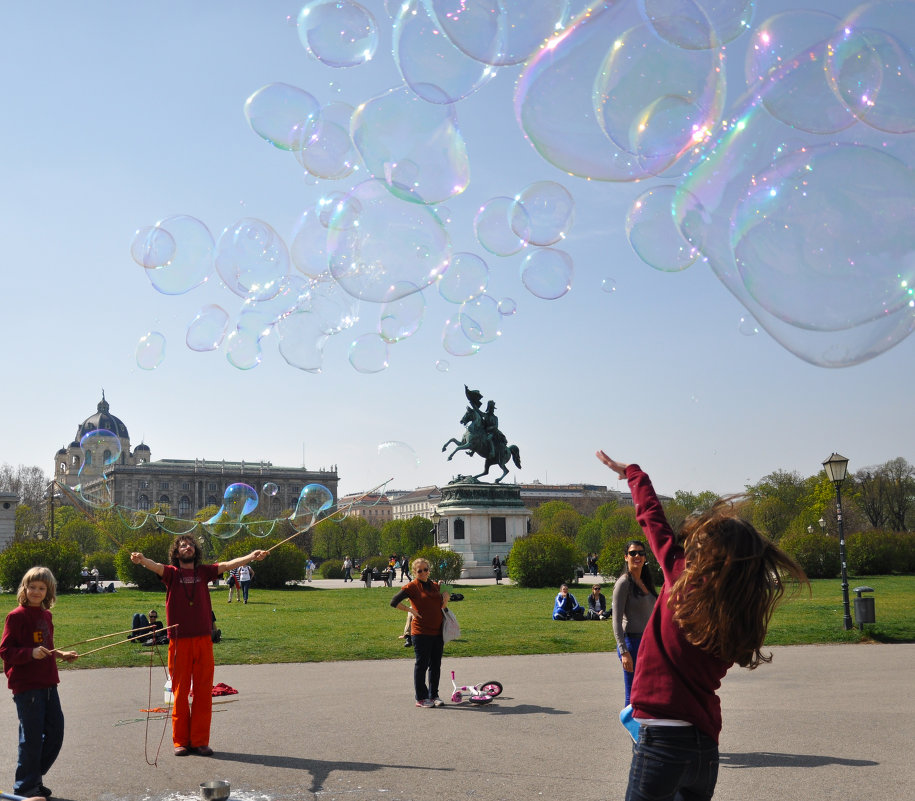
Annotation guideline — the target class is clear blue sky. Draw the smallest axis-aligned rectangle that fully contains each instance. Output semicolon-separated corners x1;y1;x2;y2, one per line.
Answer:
1;0;912;502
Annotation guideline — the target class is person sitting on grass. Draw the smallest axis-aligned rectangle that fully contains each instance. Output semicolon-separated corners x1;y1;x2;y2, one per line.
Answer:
552;583;584;620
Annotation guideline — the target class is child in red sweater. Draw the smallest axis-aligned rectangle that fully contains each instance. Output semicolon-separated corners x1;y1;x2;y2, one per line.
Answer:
597;451;807;801
0;567;78;799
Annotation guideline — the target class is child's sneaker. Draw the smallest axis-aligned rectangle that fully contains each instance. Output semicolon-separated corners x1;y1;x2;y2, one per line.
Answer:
431;697;445;707
415;698;434;708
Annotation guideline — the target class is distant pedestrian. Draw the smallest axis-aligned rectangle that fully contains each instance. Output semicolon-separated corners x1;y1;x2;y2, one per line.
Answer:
343;557;353;583
305;558;315;583
492;557;503;584
237;563;254;604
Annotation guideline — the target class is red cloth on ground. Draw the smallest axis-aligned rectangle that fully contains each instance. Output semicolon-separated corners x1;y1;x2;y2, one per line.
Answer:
212;682;237;696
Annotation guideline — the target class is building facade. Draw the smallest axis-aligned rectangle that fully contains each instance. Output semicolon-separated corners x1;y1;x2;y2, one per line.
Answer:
54;395;338;519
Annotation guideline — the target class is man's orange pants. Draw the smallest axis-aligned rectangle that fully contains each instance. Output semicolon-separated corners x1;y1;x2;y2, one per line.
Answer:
167;635;214;748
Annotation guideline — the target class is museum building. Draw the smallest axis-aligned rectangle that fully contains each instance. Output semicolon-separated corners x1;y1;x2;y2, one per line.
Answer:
54;394;338;518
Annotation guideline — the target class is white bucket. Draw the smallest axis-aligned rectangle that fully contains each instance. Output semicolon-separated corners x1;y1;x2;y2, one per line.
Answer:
164;678;174;704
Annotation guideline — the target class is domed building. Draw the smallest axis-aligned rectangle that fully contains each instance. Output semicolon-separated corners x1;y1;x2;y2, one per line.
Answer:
55;394;338;519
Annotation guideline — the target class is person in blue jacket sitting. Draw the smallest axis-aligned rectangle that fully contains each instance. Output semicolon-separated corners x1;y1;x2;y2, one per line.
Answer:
552;583;584;620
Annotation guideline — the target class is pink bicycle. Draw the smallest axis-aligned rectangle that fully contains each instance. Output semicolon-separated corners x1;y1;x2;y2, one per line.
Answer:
450;670;503;705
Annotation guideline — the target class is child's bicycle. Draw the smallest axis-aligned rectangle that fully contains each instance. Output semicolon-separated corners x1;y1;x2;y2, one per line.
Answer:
450;670;503;705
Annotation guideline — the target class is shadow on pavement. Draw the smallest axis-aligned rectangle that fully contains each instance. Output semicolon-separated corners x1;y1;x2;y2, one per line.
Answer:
720;752;879;769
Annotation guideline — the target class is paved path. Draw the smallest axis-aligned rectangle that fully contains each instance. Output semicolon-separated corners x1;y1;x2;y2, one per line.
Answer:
1;642;911;801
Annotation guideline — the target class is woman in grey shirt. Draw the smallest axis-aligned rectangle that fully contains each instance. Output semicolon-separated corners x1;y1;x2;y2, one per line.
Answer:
611;539;658;705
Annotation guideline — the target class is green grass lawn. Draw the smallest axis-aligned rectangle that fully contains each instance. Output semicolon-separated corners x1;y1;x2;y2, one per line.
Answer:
17;574;914;670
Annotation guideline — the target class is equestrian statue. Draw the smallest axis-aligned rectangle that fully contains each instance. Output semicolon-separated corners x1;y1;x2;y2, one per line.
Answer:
441;386;522;483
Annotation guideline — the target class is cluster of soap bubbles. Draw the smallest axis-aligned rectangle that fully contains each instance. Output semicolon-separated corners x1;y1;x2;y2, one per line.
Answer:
69;429;383;542
131;0;915;369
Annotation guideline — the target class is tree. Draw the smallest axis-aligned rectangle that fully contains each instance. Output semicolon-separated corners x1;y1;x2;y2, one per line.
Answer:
507;532;583;587
380;517;434;558
0;539;82;593
0;464;50;507
880;457;915;531
673;490;720;514
56;517;101;556
745;470;813;540
14;504;44;541
530;501;578;533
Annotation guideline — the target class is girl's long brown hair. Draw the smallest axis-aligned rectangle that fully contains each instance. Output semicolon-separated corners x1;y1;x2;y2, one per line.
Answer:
669;499;808;669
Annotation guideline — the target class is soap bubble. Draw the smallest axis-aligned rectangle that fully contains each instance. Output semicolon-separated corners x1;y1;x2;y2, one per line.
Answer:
297;0;378;68
76;429;123;508
459;294;502;343
136;332;166;370
186;305;229;352
498;297;517;316
143;215;214;296
225;329;262;370
379;282;426;343
442;316;480;357
640;0;756;49
131;226;176;269
348;333;390;373
474;196;529;256
511;181;574;247
293;102;359;180
290;482;335;530
263;482;279;496
377;440;420;480
520;248;573;299
205;483;259;539
277;308;328;373
626;185;702;272
437;252;489;304
215;218;290;301
326;179;452;302
243;83;320;150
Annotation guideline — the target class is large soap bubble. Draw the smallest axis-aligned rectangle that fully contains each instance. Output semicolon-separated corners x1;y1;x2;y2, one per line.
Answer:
326;179;452;302
290;482;335;530
297;0;378;68
204;483;259;539
136;332;166;370
244;83;320;150
519;248;573;299
131;226;176;269
76;429;123;508
511;181;574;247
626;185;702;272
215;218;290;301
142;215;214;296
293;102;360;180
186;304;230;352
351;86;470;205
438;252;489;303
639;0;755;49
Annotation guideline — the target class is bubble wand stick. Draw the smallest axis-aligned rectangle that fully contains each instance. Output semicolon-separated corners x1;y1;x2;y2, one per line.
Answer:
61;623;162;650
264;477;392;553
75;625;178;657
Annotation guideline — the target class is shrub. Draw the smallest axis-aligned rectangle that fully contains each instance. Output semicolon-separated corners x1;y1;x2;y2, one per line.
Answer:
506;532;583;588
411;547;463;584
889;531;915;573
217;537;306;588
115;532;175;590
319;559;343;579
847;530;896;575
84;551;117;581
363;555;390;573
0;540;83;593
779;531;840;579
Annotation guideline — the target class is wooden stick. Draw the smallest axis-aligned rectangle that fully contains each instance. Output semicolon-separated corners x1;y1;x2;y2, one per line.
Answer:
61;623;157;650
265;477;393;553
76;624;178;657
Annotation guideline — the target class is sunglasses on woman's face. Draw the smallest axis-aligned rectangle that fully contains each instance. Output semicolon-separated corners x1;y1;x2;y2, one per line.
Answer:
627;551;646;558
416;568;429;573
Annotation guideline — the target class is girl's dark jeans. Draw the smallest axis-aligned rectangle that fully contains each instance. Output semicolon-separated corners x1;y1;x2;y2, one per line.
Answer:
411;633;444;701
625;724;719;801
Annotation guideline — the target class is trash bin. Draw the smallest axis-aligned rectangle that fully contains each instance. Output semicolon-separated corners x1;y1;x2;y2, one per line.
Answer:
853;586;875;630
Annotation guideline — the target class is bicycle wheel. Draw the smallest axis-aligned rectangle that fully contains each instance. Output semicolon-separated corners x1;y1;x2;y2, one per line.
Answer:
468;694;493;705
451;691;463;704
477;681;502;697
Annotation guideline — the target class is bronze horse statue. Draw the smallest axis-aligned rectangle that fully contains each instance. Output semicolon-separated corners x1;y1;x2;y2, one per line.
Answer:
442;405;522;483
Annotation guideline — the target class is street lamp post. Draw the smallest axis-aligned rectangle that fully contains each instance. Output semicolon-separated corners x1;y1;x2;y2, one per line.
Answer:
430;509;442;547
822;452;852;630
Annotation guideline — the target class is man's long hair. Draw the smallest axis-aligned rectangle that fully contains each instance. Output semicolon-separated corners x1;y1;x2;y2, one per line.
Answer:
168;535;201;568
669;499;808;669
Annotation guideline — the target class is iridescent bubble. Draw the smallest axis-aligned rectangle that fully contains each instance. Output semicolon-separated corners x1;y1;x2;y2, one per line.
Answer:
827;0;915;134
290;207;331;280
136;331;166;370
626;185;701;272
205;483;259;540
520;248;573;300
745;10;855;134
431;0;568;67
639;0;755;49
186;304;229;352
215;218;290;301
442;316;480;357
394;0;496;104
276;309;328;373
237;275;312;339
474;196;529;256
77;429;122;509
348;333;390;373
263;482;279;496
297;0;378;68
435;359;450;372
326;179;452;302
131;226;176;269
225;328;262;370
243;82;320;150
291;483;335;531
351;86;470;205
143;215;214;296
601;277;617;294
593;20;724;172
459;294;502;343
308;279;360;334
379;282;425;343
437;252;489;303
498;297;517;316
293;102;359;180
511;181;574;246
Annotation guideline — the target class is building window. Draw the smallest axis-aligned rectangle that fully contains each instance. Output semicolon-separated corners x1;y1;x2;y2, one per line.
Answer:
178;496;191;517
159;482;169;490
207;496;218;507
182;482;190;490
207;482;217;491
453;519;465;540
158;495;170;511
84;452;92;466
72;455;80;466
139;480;149;489
103;450;112;464
491;517;506;543
138;495;149;511
437;519;448;545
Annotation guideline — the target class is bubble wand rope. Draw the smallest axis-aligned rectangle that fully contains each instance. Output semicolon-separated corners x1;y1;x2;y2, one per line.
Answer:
75;625;178;657
61;623;161;650
265;477;393;553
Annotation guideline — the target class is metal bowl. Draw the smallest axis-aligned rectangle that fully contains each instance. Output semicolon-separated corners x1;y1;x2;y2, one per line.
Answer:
199;780;231;801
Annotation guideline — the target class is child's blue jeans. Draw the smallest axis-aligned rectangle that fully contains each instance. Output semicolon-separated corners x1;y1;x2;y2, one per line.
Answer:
625;724;719;801
13;686;64;795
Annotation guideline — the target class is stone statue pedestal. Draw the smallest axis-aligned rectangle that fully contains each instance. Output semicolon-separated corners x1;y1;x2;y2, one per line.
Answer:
434;481;531;579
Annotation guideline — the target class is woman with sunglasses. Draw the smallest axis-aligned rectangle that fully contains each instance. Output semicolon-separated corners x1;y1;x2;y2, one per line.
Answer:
390;558;450;708
612;540;658;705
